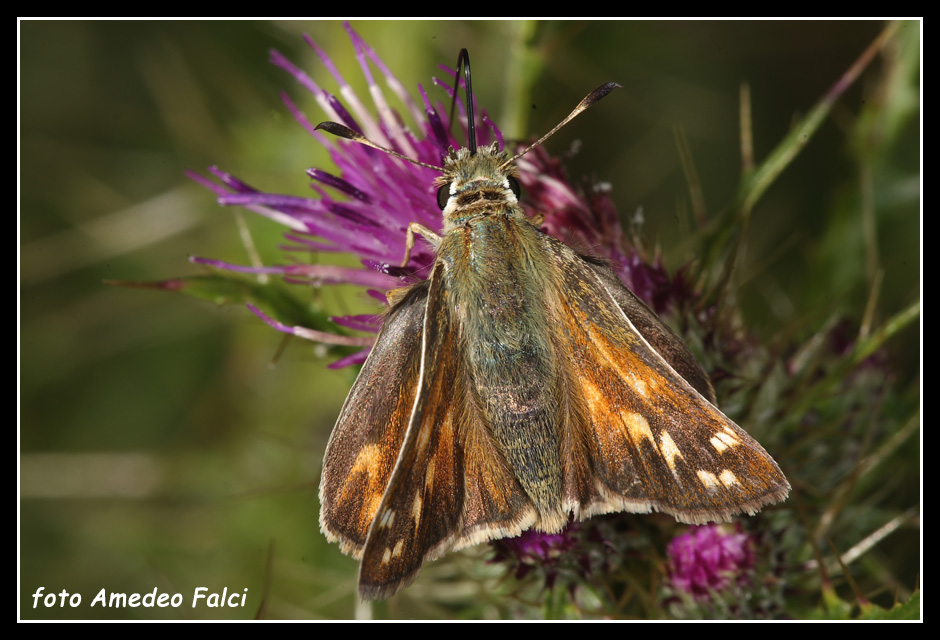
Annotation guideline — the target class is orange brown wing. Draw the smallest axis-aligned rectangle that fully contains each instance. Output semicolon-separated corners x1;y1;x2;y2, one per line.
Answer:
582;256;716;404
541;237;790;525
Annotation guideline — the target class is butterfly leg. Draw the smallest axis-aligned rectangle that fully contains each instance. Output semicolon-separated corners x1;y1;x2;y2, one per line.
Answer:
401;222;443;267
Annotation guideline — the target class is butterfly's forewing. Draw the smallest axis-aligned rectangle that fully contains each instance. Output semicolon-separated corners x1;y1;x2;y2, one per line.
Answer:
583;257;716;404
543;237;790;525
357;261;536;599
319;282;429;557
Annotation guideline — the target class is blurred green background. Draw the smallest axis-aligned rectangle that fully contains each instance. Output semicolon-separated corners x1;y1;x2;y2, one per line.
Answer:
20;20;919;619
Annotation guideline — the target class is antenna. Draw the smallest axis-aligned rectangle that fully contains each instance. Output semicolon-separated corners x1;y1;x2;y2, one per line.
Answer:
314;59;620;174
448;49;477;155
499;81;621;170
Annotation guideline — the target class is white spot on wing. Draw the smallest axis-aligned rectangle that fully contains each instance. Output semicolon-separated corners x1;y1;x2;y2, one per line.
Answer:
378;509;395;529
717;432;739;446
711;431;740;452
622;412;654;445
711;436;729;452
411;494;422;525
659;431;683;476
697;470;720;491
719;469;739;487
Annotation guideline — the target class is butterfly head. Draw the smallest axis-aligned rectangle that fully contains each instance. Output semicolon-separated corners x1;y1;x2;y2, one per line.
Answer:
435;143;521;225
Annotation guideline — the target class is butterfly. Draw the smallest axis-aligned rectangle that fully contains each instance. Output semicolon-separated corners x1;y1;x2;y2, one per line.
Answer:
316;50;789;600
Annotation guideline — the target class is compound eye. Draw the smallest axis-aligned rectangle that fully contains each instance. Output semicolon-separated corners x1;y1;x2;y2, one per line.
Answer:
507;175;521;199
436;184;450;210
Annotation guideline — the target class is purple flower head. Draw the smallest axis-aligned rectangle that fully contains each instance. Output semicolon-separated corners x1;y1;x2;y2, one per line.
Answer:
490;520;614;592
665;524;756;601
492;526;579;582
189;24;680;364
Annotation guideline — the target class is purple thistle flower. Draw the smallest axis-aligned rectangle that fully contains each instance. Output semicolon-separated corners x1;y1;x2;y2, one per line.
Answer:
491;519;616;594
491;525;580;584
665;524;756;601
189;24;681;366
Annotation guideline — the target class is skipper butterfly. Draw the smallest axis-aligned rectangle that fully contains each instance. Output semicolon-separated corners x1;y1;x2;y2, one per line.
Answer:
317;50;789;600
